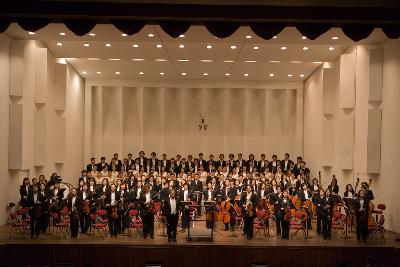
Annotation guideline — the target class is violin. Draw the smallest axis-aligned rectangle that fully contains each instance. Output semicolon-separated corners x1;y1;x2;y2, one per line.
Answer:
83;199;90;213
246;202;254;217
257;198;268;210
283;205;291;221
111;205;119;219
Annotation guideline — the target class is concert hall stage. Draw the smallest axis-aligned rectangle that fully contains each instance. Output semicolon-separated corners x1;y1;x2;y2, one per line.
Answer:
0;223;399;267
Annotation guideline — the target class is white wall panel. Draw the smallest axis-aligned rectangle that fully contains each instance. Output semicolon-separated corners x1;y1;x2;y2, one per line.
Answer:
9;41;24;97
322;68;335;115
322;116;334;166
367;109;382;173
53;115;66;164
35;47;47;103
368;48;383;102
8;104;23;169
33;110;46;166
122;87;141;156
338;114;354;170
144;87;164;154
339;53;356;108
245;89;266;156
54;63;67;110
224;88;245;155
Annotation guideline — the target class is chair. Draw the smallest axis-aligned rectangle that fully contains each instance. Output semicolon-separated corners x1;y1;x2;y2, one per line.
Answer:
369;214;386;241
233;205;244;230
289;210;306;238
89;213;108;238
9;211;29;239
129;209;143;238
17;208;31;224
331;211;346;238
253;210;270;238
52;209;70;237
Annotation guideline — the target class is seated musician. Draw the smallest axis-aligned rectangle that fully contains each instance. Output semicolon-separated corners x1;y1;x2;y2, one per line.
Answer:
105;184;121;238
240;185;258;240
344;184;355;198
139;184;155;239
354;188;373;242
277;189;294;240
162;189;182;242
310;178;320;194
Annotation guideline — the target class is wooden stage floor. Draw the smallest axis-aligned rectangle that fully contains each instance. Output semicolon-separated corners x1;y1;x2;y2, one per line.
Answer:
0;218;399;267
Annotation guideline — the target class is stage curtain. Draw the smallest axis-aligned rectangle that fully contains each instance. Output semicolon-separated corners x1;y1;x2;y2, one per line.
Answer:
112;19;146;36
159;21;192;38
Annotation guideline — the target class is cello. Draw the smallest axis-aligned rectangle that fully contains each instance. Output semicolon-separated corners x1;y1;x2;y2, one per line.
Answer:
221;199;231;224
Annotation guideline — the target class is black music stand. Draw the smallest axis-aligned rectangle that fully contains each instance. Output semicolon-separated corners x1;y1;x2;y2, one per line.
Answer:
180;201;192;232
186;204;215;241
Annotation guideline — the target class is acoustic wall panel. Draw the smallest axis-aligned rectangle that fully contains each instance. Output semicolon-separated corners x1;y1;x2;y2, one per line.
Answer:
143;87;164;154
245;89;266;155
122;87;141;155
322;68;335;115
33;110;46;166
322;116;334;166
9;41;24;97
224;88;245;154
102;86;122;156
368;48;383;102
53;116;66;164
54;63;67;110
339;53;356;109
338;114;354;170
8;104;23;169
91;86;103;157
35;47;47;103
367;109;382;173
204;88;225;155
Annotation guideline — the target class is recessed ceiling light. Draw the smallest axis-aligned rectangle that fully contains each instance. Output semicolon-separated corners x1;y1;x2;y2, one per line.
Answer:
288;74;293;77
156;44;162;48
300;74;305;77
244;73;249;77
290;61;302;64
206;45;212;49
179;44;185;48
253;46;259;50
132;58;145;61
181;72;186;76
97;71;101;74
281;46;287;50
179;34;185;38
121;33;128;37
331;36;339;40
178;59;190;62
302;36;307;40
313;61;323;64
59;32;66;36
223;60;234;63
225;73;230;76
203;73;208;76
89;33;95;36
269;60;281;63
246;35;252;39
115;71;120;75
148;33;154;37
245;60;257;63
302;46;309;51
329;46;335;51
132;44;139;48
230;45;237;49
28;31;36;35
88;58;100;60
105;43;111;47
56;42;63;46
109;58;121;61
160;72;165;76
273;36;277;39
155;59;168;62
200;59;213;62
84;43;90;47
82;71;87;74
139;72;144;75
269;73;275;77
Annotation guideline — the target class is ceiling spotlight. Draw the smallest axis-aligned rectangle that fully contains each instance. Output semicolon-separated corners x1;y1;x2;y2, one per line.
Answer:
200;59;213;62
223;60;234;63
160;72;165;76
82;71;87;74
109;58;121;61
206;45;212;49
89;33;95;36
230;45;237;49
269;60;281;63
179;44;185;48
148;33;154;37
84;43;90;47
203;73;208;76
59;32;66;36
88;58;100;60
132;44;139;48
28;31;36;35
245;60;257;63
97;71;101;74
269;73;275;77
132;58;145;61
105;43;111;47
56;42;63;46
280;46;287;50
288;74;293;77
139;72;144;75
273;36;277;39
155;59;168;62
253;46;259;50
302;46;309;51
313;61;323;64
300;74;305;77
302;36;307;40
178;59;190;62
331;36;339;40
121;33;128;37
244;73;249;77
115;71;120;75
179;34;185;38
329;46;335;51
246;35;252;39
156;44;162;48
290;61;302;64
225;73;230;76
181;72;186;76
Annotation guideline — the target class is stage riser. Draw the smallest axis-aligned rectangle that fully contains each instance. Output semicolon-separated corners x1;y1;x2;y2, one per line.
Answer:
0;245;399;267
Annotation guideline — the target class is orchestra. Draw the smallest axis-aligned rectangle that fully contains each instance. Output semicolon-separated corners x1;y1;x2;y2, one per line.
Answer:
16;151;377;243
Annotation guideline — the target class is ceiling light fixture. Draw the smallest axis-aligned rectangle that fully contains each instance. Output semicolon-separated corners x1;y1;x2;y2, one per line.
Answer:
244;73;249;77
203;73;208;76
200;59;213;62
223;60;234;63
59;32;66;36
269;73;275;77
155;59;168;62
206;45;212;49
132;58;145;61
246;35;252;39
269;60;281;63
148;33;154;37
178;59;190;62
179;44;185;48
302;36;307;40
230;45;237;49
84;43;90;47
88;58;100;60
56;42;63;46
300;74;305;77
313;61;323;64
273;36;277;39
281;46;287;50
89;33;95;36
156;44;162;48
245;60;257;63
160;72;165;76
132;44;139;48
329;46;335;51
96;71;101;74
179;34;185;38
253;46;259;50
109;58;121;61
225;73;230;76
82;71;86;74
181;72;186;76
288;74;293;77
139;72;144;75
115;71;120;75
105;43;111;47
302;46;309;51
28;31;36;35
290;61;302;64
331;36;339;40
121;33;128;37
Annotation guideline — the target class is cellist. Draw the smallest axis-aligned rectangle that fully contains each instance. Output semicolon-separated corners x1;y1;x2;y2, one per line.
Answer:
240;185;258;240
221;179;236;231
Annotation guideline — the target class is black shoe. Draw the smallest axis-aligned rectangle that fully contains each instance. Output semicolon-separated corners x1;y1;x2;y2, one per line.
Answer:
150;236;154;239
173;239;177;242
168;239;171;242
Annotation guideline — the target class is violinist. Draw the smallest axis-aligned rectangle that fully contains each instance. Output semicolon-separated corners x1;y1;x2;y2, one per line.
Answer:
312;188;325;236
105;184;121;238
271;186;283;237
49;182;64;216
241;185;258;240
39;182;50;234
277;189;293;240
19;177;32;208
139;184;155;239
299;183;312;229
88;179;97;201
78;183;91;234
66;188;81;238
321;188;334;240
354;189;372;242
162;189;181;242
96;178;109;208
27;183;44;238
119;183;130;234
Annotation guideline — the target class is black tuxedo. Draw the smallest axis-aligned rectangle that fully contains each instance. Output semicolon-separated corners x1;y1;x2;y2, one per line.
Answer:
178;189;193;202
215;160;226;170
240;192;258;239
149;158;159;169
186;161;195;172
87;163;97;172
27;192;45;237
162;197;181;241
268;160;279;173
160;159;171;170
189;180;203;192
257;160;268;172
109;159;122;171
281;159;293;172
203;188;217;201
321;196;334;239
66;195;82;237
105;191;121;237
135;157;148;168
206;160;216;172
139;191;155;238
198;159;207;167
19;185;32;207
236;159;247;168
97;162;108;172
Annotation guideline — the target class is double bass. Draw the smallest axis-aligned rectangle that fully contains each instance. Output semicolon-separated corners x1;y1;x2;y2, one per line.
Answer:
220;199;231;224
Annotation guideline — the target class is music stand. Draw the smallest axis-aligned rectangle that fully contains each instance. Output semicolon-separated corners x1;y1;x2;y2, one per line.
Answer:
342;199;354;239
180;201;192;232
186;204;215;241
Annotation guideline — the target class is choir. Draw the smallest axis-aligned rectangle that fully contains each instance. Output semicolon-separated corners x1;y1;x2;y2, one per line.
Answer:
18;151;374;243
